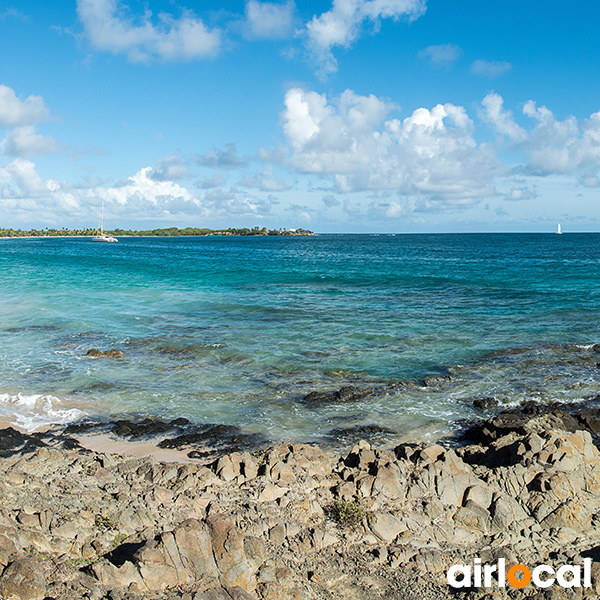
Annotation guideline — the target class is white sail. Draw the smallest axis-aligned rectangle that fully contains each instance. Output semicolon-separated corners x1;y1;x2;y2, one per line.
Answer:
557;223;562;235
93;201;118;242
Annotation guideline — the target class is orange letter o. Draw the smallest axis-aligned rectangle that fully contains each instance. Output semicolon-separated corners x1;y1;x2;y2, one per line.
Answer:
507;565;531;588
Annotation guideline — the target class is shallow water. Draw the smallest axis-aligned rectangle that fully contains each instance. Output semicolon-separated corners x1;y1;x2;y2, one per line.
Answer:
2;233;600;446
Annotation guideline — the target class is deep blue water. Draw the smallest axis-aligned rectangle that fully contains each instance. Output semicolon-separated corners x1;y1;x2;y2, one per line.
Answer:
1;233;600;445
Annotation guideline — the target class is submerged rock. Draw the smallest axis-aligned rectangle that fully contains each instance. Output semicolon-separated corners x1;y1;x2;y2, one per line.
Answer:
158;423;266;455
111;417;190;438
303;385;372;404
85;348;125;358
327;424;396;444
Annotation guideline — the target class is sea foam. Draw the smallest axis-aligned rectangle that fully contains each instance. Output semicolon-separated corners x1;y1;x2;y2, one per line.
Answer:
0;392;86;432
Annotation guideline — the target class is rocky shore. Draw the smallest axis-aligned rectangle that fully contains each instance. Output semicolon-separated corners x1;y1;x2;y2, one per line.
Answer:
3;403;600;599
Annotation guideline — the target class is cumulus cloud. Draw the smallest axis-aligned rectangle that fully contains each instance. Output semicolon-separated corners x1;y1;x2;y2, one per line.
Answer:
368;198;408;219
471;59;512;78
480;92;527;142
197;143;248;169
0;85;50;128
418;43;461;67
147;153;190;181
199;173;226;189
76;0;221;62
305;0;426;75
280;87;499;208
1;126;60;157
0;155;278;225
0;85;59;159
203;186;276;216
521;101;592;176
504;184;538;201
94;167;198;211
322;194;339;207
244;0;295;40
480;93;600;189
238;165;291;192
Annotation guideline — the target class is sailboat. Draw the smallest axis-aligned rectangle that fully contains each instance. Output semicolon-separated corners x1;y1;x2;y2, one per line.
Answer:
557;223;562;235
92;202;118;242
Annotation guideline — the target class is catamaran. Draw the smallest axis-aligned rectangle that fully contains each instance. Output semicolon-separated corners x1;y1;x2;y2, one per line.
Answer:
93;202;118;242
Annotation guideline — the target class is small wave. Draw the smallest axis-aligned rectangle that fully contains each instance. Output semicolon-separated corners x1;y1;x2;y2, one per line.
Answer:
576;343;598;350
0;392;86;432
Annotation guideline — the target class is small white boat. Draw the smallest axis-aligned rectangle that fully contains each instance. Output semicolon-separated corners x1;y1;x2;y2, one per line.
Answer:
93;202;118;243
557;223;562;235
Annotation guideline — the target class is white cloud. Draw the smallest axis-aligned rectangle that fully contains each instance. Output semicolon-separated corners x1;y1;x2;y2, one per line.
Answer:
504;184;538;201
418;43;461;67
280;87;499;208
1;126;60;157
94;167;197;209
480;92;527;142
322;194;339;207
305;0;426;75
76;0;221;62
368;198;408;219
203;187;275;216
197;143;248;169
481;93;600;189
147;153;190;181
239;165;291;191
244;0;295;40
0;158;48;197
471;59;512;78
199;173;226;189
0;156;279;225
521;102;590;176
0;85;50;128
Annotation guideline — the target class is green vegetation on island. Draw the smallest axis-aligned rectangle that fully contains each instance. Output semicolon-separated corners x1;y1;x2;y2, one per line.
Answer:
0;226;314;238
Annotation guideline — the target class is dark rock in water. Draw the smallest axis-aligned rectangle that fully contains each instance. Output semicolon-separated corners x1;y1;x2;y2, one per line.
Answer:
303;385;371;404
421;374;451;387
158;424;265;454
104;349;124;358
473;397;498;409
328;424;395;444
303;390;337;403
85;348;124;358
111;418;190;438
337;386;369;402
63;420;104;434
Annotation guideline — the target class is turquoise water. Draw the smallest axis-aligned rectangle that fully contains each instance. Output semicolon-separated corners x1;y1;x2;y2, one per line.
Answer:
2;233;600;445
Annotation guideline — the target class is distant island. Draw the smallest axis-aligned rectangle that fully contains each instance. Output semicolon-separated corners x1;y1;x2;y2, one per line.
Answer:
0;226;314;238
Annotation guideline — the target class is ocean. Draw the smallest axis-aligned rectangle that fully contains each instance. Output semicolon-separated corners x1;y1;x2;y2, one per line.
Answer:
1;233;600;447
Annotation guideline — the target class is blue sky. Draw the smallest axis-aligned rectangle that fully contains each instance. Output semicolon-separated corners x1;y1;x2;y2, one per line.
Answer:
1;0;599;232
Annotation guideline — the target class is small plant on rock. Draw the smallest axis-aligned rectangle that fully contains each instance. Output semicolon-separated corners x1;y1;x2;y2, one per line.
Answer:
331;499;365;528
95;513;118;531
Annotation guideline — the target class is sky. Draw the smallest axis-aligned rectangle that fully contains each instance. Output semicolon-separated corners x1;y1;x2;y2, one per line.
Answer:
1;0;600;233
